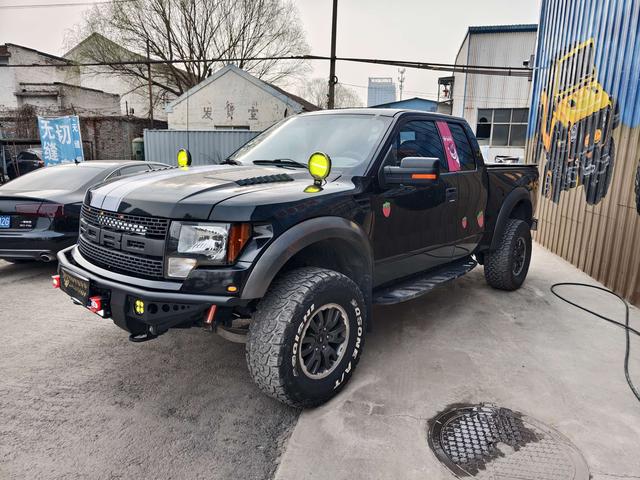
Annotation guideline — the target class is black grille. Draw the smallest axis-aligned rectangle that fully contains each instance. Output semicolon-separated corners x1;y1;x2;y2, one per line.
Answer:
79;205;168;279
78;237;164;279
81;205;169;238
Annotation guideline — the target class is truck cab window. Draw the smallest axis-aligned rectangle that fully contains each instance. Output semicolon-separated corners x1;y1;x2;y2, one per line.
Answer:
447;123;477;171
388;120;447;171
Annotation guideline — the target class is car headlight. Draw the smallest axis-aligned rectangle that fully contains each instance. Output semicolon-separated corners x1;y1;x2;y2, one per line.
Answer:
165;222;251;278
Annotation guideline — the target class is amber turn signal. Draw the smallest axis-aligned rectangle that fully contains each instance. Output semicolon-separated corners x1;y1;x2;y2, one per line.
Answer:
411;173;437;180
227;223;251;262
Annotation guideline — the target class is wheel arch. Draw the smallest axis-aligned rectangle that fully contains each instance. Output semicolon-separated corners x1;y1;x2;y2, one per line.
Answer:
241;217;373;303
490;187;533;251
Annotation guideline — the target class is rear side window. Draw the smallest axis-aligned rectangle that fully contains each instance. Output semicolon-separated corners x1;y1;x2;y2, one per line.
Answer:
1;165;103;191
390;120;447;171
447;123;477;171
118;164;150;176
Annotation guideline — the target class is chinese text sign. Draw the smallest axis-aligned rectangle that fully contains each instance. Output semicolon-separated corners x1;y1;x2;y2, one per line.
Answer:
38;116;84;166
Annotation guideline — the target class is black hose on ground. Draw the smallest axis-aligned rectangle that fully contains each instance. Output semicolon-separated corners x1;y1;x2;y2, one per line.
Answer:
550;282;640;403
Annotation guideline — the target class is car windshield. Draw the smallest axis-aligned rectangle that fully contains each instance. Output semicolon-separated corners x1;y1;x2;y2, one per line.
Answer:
1;164;105;191
229;114;392;170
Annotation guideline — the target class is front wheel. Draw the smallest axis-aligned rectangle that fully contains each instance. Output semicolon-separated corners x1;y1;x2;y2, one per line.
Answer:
246;267;366;408
484;219;532;291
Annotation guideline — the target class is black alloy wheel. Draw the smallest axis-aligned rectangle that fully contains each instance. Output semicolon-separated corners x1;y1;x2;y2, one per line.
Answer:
512;237;527;277
298;303;350;379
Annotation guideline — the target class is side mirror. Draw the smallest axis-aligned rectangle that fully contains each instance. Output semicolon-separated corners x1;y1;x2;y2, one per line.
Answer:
383;157;441;186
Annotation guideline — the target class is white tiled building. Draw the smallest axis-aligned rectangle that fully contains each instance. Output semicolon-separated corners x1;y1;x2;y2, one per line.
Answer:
165;64;318;131
451;24;537;162
0;43;119;116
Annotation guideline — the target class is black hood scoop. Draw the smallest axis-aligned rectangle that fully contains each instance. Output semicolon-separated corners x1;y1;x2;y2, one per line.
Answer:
235;173;295;186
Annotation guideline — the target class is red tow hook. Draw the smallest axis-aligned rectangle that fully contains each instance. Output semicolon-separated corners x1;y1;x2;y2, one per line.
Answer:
89;296;104;314
52;274;61;289
204;305;217;331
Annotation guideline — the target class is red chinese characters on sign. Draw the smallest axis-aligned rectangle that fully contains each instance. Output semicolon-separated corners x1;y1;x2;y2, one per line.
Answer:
436;121;461;172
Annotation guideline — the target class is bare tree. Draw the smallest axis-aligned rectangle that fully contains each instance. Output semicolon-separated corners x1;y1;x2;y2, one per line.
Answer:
65;0;310;97
302;78;363;109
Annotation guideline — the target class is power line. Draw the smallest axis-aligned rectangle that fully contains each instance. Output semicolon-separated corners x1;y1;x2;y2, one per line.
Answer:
0;53;533;78
0;0;131;9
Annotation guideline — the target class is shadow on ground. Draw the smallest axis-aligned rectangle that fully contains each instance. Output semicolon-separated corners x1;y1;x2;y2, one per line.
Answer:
0;260;298;480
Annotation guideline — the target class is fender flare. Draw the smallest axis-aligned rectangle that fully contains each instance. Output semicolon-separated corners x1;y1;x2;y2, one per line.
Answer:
241;217;373;299
490;187;533;251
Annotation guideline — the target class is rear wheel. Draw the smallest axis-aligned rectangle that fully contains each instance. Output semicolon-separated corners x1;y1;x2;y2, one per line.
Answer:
484;219;532;291
246;267;366;408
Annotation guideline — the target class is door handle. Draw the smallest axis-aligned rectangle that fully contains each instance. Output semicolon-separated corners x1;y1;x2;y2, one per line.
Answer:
445;187;458;202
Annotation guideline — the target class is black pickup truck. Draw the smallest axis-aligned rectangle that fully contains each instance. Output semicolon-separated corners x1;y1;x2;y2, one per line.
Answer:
56;109;538;408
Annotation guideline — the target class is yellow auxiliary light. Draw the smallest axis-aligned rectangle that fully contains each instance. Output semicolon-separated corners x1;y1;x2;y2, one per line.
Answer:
308;152;332;186
177;149;192;168
134;299;145;315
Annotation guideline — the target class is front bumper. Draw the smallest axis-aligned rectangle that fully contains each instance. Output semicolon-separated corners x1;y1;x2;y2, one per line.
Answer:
57;245;246;335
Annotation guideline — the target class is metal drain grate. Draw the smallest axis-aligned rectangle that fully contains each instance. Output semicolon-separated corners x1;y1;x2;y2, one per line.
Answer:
428;404;589;479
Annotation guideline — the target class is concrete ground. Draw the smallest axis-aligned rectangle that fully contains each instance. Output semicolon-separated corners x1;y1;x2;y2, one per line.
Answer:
1;244;638;480
0;260;298;480
276;244;640;480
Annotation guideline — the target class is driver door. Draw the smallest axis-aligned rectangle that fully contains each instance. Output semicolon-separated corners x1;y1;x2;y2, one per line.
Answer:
372;118;457;286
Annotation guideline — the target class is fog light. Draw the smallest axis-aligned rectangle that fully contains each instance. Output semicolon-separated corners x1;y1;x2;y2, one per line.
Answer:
134;299;145;315
52;274;60;289
167;257;197;278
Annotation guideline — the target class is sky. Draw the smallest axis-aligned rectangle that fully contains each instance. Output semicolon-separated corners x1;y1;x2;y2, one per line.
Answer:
0;0;541;104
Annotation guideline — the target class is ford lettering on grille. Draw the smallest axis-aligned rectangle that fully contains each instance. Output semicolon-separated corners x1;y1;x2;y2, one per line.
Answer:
79;205;168;279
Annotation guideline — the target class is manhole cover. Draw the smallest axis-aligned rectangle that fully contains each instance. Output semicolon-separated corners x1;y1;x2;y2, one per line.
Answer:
428;404;589;479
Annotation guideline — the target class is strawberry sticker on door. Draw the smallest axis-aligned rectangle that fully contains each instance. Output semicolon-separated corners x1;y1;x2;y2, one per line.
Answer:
461;216;468;229
477;210;485;228
382;201;392;218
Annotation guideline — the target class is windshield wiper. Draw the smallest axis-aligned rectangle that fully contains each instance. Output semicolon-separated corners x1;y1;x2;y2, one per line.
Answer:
221;158;240;165
252;158;307;169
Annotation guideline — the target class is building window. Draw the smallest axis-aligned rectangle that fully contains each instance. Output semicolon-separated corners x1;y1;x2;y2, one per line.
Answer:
214;125;250;130
476;108;528;147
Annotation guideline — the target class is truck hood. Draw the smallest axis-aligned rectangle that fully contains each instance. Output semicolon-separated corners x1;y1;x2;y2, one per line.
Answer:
86;164;330;219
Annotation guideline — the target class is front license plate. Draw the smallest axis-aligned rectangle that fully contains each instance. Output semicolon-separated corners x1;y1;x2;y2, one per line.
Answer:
60;269;91;305
0;215;10;229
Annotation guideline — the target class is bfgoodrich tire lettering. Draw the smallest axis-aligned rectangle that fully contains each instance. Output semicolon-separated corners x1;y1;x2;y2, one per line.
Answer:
484;219;532;291
246;267;366;408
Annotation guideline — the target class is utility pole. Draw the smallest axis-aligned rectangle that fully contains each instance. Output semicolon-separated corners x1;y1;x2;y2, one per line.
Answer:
146;39;154;128
398;68;406;100
327;0;338;109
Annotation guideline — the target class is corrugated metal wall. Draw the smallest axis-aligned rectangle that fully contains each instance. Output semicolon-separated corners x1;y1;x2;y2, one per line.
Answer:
143;130;259;166
527;0;640;305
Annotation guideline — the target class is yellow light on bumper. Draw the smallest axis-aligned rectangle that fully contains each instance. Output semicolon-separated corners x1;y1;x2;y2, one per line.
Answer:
134;299;145;315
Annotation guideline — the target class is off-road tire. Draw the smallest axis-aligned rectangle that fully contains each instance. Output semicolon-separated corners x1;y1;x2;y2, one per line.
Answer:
484;219;532;291
246;267;366;408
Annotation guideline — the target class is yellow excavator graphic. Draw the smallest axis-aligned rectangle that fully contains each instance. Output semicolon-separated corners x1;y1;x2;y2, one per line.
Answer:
537;38;619;204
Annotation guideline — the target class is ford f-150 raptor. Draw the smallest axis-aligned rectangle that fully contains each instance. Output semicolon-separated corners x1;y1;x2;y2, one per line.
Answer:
55;109;538;408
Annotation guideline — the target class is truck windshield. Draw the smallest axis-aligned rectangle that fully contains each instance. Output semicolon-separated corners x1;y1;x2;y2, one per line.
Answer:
229;114;392;170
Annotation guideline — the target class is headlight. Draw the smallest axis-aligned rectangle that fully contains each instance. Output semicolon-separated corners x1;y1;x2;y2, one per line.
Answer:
165;222;251;278
178;223;229;260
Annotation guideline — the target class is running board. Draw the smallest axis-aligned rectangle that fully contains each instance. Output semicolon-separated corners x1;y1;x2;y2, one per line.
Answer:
372;257;477;305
